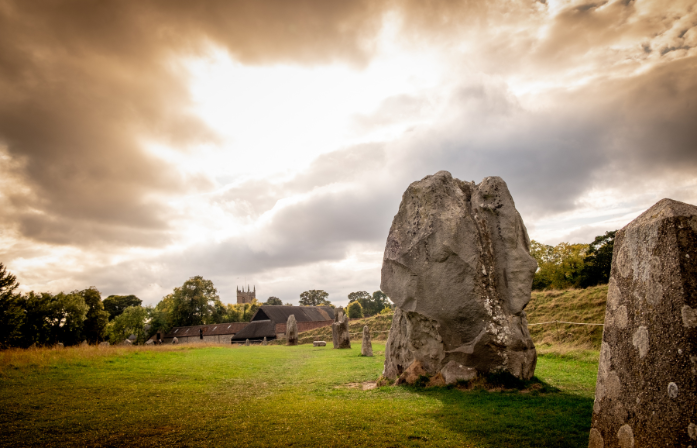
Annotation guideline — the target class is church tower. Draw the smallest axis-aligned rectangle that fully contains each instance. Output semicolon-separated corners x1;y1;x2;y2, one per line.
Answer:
236;285;256;304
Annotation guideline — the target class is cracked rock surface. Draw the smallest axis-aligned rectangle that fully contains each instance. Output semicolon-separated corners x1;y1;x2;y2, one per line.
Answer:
590;198;697;448
381;171;538;382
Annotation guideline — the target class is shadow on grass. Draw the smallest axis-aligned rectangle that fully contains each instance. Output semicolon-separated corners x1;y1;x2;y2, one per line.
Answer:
409;377;592;448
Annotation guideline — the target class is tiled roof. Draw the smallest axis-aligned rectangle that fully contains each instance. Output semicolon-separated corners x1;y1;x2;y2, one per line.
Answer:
162;322;249;339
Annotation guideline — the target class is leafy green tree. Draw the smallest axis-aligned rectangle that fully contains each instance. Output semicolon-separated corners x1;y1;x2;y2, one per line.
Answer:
103;295;142;320
347;290;391;316
580;231;616;287
13;290;89;346
299;290;332;306
347;301;364;318
530;240;588;290
168;276;221;326
264;296;282;305
108;305;148;344
0;263;24;348
372;290;392;312
146;305;170;339
52;292;90;346
76;287;109;343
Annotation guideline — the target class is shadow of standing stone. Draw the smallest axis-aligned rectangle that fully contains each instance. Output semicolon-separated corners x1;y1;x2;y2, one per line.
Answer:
589;198;697;448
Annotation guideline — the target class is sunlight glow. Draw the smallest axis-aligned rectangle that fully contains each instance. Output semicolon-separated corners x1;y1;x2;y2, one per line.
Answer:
183;46;444;181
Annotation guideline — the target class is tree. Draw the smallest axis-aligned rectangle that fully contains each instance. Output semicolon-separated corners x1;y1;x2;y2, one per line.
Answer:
77;287;109;343
108;305;148;344
265;296;282;306
146;305;170;340
52;292;90;346
530;240;588;290
347;290;391;316
299;290;332;306
0;263;24;348
168;276;221;326
372;290;392;313
347;301;363;318
103;295;142;320
579;231;616;287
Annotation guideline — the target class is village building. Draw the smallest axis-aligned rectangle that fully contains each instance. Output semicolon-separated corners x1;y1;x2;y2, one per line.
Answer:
231;305;335;343
156;322;250;344
237;285;256;304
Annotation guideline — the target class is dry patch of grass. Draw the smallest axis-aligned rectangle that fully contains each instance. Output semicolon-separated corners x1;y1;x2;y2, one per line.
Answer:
0;342;236;374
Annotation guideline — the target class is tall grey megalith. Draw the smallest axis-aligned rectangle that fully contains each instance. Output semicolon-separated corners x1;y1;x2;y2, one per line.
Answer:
382;171;538;383
589;198;697;448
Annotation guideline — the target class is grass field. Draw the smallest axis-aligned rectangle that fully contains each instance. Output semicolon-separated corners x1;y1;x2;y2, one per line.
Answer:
0;343;598;448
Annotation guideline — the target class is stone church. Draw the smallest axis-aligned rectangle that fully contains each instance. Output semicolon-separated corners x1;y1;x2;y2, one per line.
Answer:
237;285;256;304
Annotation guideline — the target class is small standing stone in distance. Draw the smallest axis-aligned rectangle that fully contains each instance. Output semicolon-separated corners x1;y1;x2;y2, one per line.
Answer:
287;314;298;346
361;326;373;357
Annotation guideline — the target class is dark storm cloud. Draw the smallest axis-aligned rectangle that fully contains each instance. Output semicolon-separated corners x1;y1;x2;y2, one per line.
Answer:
0;0;393;248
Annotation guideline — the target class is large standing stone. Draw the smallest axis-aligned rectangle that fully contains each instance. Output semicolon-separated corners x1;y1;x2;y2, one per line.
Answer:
589;198;697;448
361;326;373;357
382;171;538;383
333;310;351;349
286;314;298;346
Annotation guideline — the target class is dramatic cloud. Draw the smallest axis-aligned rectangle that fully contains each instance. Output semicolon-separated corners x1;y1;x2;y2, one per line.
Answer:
1;0;695;305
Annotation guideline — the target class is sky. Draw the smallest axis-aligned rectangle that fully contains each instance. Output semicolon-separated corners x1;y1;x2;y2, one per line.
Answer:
1;0;696;307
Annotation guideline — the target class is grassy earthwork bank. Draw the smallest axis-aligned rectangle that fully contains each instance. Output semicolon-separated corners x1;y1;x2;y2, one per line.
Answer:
0;286;606;447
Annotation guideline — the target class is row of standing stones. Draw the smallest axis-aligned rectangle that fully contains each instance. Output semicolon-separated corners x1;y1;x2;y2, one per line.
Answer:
285;309;374;356
378;171;696;447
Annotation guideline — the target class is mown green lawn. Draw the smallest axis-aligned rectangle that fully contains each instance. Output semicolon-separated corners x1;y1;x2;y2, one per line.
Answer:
0;344;598;447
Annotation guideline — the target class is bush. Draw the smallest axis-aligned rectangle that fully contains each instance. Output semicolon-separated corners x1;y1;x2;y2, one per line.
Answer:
347;301;363;318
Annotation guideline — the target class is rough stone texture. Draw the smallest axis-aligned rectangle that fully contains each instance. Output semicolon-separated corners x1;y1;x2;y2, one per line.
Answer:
361;326;373;357
263;337;267;346
395;360;427;385
313;341;327;347
382;171;538;382
590;198;697;447
332;307;342;348
286;315;298;346
245;339;250;346
172;337;178;344
333;310;351;349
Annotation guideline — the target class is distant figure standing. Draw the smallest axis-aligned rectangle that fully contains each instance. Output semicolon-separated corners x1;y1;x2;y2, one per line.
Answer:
199;328;203;340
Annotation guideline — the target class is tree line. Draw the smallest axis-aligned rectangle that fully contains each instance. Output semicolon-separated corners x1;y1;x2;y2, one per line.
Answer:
0;264;394;348
530;230;616;290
